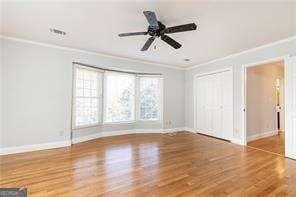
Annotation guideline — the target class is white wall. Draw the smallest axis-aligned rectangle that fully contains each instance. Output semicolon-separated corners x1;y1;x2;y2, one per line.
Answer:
185;36;296;143
0;38;3;147
1;37;185;149
246;61;284;140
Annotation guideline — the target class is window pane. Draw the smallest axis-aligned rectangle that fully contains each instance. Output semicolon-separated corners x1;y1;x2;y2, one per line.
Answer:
139;77;161;121
104;73;135;123
74;66;102;127
75;98;99;126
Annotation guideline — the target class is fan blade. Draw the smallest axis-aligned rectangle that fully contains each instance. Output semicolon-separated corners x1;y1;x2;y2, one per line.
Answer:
161;35;181;49
141;37;155;51
118;32;147;37
143;11;159;29
164;23;197;34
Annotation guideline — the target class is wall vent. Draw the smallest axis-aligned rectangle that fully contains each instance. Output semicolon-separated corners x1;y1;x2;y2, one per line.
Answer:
50;28;66;36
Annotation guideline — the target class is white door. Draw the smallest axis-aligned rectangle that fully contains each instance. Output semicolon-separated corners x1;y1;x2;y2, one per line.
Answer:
195;75;204;133
195;75;211;135
212;73;223;138
221;71;233;140
206;74;214;136
194;70;233;140
285;56;296;159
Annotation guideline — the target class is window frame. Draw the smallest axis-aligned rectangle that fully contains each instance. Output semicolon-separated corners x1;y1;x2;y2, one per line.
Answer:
71;64;104;130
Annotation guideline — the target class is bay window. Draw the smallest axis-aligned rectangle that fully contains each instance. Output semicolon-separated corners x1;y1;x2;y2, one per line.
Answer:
72;64;162;128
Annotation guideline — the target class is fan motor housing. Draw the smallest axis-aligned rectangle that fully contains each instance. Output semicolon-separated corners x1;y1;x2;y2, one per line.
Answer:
148;21;166;37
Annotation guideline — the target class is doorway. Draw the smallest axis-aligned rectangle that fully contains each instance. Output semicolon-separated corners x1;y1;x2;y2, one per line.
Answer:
245;60;285;155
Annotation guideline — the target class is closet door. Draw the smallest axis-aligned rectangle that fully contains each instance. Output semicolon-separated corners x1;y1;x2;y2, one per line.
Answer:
211;73;223;138
195;75;209;135
205;75;214;136
221;71;233;140
195;75;202;132
194;70;233;141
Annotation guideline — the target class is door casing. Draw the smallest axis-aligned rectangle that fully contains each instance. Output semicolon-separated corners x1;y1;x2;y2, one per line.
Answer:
241;55;294;158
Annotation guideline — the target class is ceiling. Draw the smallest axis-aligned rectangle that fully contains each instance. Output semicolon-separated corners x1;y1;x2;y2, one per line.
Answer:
1;1;296;69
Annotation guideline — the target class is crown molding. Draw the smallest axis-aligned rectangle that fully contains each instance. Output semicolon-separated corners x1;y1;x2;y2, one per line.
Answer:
3;34;295;72
185;35;296;70
0;35;186;70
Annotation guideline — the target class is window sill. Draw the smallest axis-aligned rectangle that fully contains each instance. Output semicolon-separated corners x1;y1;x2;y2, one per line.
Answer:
72;120;162;130
102;121;136;125
136;120;162;124
72;123;103;130
103;120;162;125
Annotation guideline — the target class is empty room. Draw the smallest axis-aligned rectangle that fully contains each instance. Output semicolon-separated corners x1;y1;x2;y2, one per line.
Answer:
1;1;296;196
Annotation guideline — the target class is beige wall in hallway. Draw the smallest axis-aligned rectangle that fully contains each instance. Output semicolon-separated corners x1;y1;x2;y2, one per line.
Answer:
246;61;284;141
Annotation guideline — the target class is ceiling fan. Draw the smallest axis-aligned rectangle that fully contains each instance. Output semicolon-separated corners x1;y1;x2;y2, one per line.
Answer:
118;11;197;51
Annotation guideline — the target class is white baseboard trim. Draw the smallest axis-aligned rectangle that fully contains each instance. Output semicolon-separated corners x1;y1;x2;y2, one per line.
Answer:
183;127;196;133
0;140;71;156
184;127;246;146
2;127;266;155
165;127;186;133
231;138;246;146
0;128;185;155
72;127;185;144
247;130;279;142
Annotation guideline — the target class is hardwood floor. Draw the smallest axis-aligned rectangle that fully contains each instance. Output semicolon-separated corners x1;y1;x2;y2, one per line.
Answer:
1;132;296;196
248;132;285;155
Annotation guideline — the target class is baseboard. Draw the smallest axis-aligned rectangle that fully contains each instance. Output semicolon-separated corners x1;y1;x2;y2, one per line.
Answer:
184;127;245;145
0;127;186;155
0;140;71;155
164;127;186;133
183;127;196;133
231;138;246;146
247;130;279;142
72;127;185;144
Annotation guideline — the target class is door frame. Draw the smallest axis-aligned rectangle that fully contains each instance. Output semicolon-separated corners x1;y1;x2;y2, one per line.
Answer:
241;55;290;149
193;67;233;140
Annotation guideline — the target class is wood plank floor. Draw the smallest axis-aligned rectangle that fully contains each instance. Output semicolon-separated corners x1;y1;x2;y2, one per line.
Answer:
1;132;296;196
248;132;285;155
